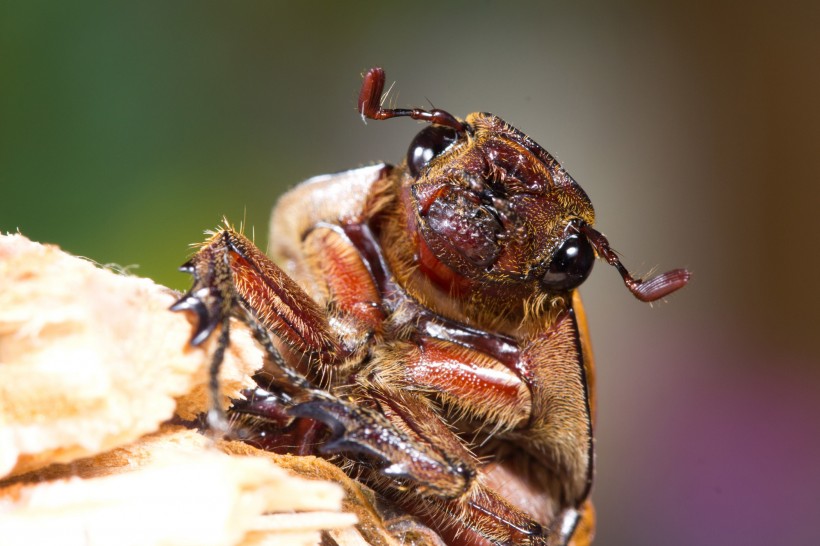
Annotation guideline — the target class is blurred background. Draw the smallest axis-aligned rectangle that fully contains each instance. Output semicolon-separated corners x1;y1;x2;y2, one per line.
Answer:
2;2;818;544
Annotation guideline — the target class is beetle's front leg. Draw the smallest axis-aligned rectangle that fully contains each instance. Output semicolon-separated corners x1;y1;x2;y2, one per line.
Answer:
171;226;342;431
174;227;339;356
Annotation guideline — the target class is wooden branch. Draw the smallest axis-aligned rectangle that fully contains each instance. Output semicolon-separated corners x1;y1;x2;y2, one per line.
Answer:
0;233;372;546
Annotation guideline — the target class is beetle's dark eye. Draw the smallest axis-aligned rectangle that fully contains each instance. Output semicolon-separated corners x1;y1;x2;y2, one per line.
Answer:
407;125;458;177
542;233;595;291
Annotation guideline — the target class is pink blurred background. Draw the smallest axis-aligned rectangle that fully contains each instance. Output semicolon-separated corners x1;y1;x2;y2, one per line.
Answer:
2;2;818;544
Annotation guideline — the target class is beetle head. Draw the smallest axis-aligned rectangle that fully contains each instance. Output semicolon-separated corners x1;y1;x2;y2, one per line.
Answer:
360;67;690;304
405;113;598;292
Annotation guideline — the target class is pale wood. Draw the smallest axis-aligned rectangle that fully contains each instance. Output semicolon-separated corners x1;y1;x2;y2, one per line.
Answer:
0;233;360;546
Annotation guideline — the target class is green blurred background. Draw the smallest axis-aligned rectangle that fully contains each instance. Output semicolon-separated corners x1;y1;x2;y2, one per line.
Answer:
2;2;819;544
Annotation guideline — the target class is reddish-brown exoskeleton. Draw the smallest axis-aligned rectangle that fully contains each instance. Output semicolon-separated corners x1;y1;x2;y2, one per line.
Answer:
172;67;689;546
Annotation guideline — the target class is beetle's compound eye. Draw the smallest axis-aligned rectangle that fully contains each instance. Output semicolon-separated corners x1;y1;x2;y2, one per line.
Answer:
542;233;595;291
407;125;458;177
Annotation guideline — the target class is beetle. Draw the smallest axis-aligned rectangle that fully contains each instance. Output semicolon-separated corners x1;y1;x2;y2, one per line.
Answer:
172;67;690;546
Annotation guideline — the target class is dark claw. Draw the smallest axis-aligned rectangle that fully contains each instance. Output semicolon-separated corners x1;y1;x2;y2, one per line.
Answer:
170;292;220;346
289;395;463;492
178;259;196;274
289;395;419;464
288;398;344;433
288;397;387;458
172;256;229;346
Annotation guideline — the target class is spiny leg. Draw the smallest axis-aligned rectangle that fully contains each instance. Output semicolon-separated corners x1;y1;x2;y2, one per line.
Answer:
338;346;591;545
331;385;563;545
171;226;455;480
289;391;471;493
172;227;338;435
299;370;569;545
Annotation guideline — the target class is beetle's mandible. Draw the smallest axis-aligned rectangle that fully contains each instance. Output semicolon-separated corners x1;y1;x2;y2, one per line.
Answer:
172;67;690;546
